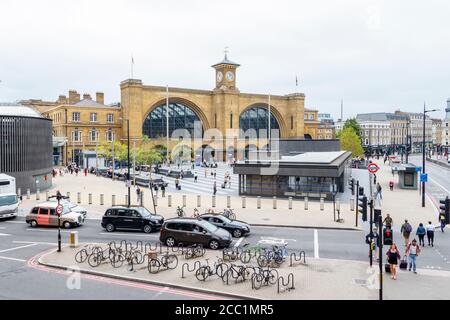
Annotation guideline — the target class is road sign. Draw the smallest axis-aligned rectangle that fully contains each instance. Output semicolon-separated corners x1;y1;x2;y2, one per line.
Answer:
420;173;428;182
416;166;422;172
56;204;63;215
367;163;379;174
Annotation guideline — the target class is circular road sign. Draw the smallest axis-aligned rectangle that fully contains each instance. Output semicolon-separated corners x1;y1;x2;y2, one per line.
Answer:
56;204;63;215
368;163;379;174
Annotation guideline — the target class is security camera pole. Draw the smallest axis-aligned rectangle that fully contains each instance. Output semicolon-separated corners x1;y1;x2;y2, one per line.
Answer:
48;190;69;252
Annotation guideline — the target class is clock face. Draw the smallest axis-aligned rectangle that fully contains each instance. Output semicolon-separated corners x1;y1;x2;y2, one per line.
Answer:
226;71;234;81
216;71;223;83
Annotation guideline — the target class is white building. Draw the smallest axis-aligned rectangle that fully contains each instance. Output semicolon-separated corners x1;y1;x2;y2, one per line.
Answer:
443;99;450;146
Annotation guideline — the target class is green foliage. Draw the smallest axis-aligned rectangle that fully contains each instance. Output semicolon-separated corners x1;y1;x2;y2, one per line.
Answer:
339;127;364;157
99;140;127;162
341;118;361;138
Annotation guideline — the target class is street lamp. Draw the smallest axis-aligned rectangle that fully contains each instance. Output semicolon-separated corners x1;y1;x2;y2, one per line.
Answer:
48;190;69;252
422;104;439;207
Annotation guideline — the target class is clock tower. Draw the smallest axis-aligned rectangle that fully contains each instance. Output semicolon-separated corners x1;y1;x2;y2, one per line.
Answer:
212;51;240;92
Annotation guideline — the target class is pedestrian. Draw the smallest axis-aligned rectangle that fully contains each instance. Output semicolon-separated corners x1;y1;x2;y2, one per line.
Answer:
376;183;382;199
386;243;401;280
136;186;141;202
180;170;184;179
161;184;166;197
416;223;426;246
194;172;198;183
439;211;446;232
75;167;79;176
426;221;435;247
214;171;217;179
213;181;217;195
400;219;413;246
228;176;231;189
84;167;88;176
389;181;394;191
405;239;421;274
175;177;180;190
383;214;393;229
366;227;380;261
154;185;159;197
373;174;377;185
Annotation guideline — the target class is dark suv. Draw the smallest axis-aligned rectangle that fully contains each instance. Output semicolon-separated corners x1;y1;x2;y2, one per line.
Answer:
159;218;232;250
101;206;164;233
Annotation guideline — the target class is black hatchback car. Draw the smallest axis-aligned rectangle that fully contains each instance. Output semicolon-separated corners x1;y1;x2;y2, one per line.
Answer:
101;206;164;233
199;214;250;238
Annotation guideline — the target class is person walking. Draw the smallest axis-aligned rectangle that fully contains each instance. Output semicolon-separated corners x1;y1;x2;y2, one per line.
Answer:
213;171;217;179
228;176;231;189
426;221;435;247
383;214;393;229
194;172;198;183
376;183;382;199
405;239;421;273
366;227;380;261
439;211;446;232
136;186;141;202
213;181;217;195
175;177;180;190
416;223;426;246
400;220;413;246
373;174;377;185
386;243;401;280
160;184;166;198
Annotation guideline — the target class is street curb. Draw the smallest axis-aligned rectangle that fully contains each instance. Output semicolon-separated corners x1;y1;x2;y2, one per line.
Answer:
36;254;259;300
249;223;362;231
426;157;450;170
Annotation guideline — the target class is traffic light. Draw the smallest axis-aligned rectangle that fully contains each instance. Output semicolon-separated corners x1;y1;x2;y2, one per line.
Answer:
383;227;393;245
358;195;368;222
349;178;355;195
358;186;364;196
439;197;450;224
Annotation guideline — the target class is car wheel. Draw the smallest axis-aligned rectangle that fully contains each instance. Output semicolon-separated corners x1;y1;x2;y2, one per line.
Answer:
30;220;38;228
232;229;242;238
209;240;220;250
143;225;153;234
165;237;176;247
105;223;115;232
63;221;71;229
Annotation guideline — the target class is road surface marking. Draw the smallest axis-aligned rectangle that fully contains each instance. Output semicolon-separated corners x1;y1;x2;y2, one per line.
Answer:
234;237;244;247
98;232;158;238
314;229;319;259
0;243;37;254
0;256;26;262
0;227;6;229
0;233;11;236
4;220;24;224
13;241;57;246
26;228;71;233
428;177;450;194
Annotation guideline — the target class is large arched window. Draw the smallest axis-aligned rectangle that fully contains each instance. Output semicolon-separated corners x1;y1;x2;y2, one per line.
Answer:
239;105;280;138
143;102;203;138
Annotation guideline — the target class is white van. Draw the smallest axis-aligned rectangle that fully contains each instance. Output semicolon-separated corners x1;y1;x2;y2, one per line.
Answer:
0;174;20;219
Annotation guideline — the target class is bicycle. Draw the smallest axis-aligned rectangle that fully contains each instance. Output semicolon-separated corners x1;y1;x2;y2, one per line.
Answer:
192;208;200;218
222;247;242;262
195;258;228;281
88;246;124;268
221;263;255;284
222;208;236;220
75;244;102;263
251;267;279;290
148;251;179;274
184;244;206;259
240;243;264;263
257;245;285;268
176;206;186;217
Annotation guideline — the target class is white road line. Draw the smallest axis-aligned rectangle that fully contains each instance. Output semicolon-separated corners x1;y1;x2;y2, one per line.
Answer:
4;220;25;224
314;229;319;259
429;176;450;194
0;227;6;229
234;237;245;247
26;228;71;233
0;243;37;254
13;241;57;246
0;233;11;236
98;232;158;238
0;256;26;262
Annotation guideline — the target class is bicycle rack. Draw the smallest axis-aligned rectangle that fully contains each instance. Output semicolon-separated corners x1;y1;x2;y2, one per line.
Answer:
277;273;295;294
181;261;201;278
289;251;307;267
144;242;162;254
171;243;185;255
222;247;240;262
223;264;253;285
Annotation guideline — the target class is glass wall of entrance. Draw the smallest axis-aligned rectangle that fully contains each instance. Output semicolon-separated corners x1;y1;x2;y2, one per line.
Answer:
239;105;280;138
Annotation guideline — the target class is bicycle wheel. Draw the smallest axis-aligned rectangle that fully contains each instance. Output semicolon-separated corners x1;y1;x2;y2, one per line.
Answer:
221;269;232;284
252;273;263;290
257;255;269;268
195;266;210;281
240;251;252;263
148;259;161;274
75;249;88;263
111;253;124;268
88;252;102;267
215;263;228;278
194;247;205;257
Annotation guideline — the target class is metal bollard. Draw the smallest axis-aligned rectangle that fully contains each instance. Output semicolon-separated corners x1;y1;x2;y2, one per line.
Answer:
227;196;231;208
350;197;355;211
168;194;172;207
69;231;78;248
88;193;92;205
66;192;70;199
336;199;340;212
125;195;128;205
273;196;277;209
257;196;261;209
242;196;246;208
112;194;116;206
140;192;144;206
100;194;104;205
182;195;186;207
36;189;40;200
304;197;308;210
320;197;324;211
289;197;293;210
27;189;30;199
197;195;201;208
77;192;81;204
212;195;216;207
45;191;49;201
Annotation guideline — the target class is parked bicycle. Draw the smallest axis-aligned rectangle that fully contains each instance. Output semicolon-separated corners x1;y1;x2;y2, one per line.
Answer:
148;251;179;274
240;243;264;263
257;245;285;268
221;264;256;284
184;244;206;259
195;258;228;281
75;245;102;263
222;247;242;261
88;246;124;268
251;267;279;290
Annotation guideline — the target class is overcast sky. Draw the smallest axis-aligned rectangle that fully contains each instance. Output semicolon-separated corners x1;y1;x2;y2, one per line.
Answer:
1;0;450;119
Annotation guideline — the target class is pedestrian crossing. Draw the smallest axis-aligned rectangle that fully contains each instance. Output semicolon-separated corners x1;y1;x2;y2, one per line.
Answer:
151;164;239;196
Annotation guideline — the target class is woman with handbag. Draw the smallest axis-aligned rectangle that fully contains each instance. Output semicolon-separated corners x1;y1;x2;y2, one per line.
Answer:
386;243;401;280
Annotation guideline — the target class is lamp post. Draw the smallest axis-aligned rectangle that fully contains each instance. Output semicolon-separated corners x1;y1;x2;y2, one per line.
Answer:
127;119;131;207
48;190;69;252
422;104;439;207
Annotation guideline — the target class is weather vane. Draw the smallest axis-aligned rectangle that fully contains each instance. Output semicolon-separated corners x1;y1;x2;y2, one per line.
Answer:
224;46;229;58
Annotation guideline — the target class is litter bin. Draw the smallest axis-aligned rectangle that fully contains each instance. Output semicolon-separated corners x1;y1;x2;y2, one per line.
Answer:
69;231;78;248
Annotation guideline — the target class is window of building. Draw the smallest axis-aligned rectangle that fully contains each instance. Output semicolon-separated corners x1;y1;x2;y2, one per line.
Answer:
90;113;98;122
106;128;114;141
107;113;114;123
72;129;81;142
72;112;80;122
89;129;98;142
239;105;280;139
309;114;314;120
230;112;233;128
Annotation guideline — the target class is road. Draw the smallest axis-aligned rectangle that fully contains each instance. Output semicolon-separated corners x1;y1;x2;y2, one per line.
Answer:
1;214;450;299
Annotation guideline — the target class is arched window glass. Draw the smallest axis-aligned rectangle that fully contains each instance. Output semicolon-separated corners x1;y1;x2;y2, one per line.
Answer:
239;105;280;138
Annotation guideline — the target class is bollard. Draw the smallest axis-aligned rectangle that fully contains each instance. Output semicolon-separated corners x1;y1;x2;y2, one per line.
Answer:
197;195;201;208
273;196;277;209
257;196;261;209
36;189;40;200
350;197;355;211
304;197;308;210
168;194;172;207
77;192;81;204
336;199;340;212
66;192;70;199
100;194;104;205
140;192;144;206
320;197;324;211
182;195;186;207
45;191;49;201
227;196;231;209
17;188;21;197
212;195;216;208
242;196;246;208
112;194;116;206
27;189;30;199
289;197;293;210
69;231;78;248
88;193;92;205
125;195;129;205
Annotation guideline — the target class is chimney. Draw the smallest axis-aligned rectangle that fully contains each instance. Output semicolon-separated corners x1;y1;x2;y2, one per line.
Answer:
68;90;80;104
57;95;68;104
82;93;91;100
96;92;104;105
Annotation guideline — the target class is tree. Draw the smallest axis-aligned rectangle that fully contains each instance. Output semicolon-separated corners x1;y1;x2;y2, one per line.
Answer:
98;140;127;168
136;148;163;166
341;118;361;138
339;127;364;157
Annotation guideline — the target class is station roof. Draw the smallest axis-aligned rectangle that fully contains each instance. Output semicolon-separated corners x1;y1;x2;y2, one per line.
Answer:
0;103;43;118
